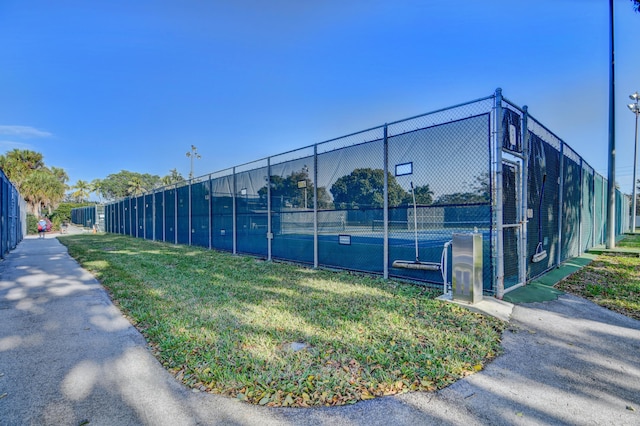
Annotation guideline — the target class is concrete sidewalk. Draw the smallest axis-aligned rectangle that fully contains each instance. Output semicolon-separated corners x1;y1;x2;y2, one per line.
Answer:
1;237;639;425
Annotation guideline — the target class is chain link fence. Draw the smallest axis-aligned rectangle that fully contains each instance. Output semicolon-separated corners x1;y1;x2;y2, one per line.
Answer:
91;90;630;296
0;169;26;256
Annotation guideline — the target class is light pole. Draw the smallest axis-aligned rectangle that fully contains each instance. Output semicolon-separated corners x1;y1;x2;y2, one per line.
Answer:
186;145;201;180
629;92;640;232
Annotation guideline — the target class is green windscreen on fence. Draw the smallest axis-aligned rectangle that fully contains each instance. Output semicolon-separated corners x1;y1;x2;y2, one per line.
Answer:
191;180;210;248
164;188;176;244
269;149;315;265
211;172;234;252
177;185;190;245
317;134;385;274
562;147;582;262
97;92;631;295
387;110;492;289
235;162;269;257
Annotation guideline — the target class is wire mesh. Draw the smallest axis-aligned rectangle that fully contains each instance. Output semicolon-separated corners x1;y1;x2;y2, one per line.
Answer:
316;134;385;273
561;146;582;261
527;121;562;279
144;194;153;239
387;106;492;287
211;171;234;252
581;164;595;252
176;184;190;245
0;170;25;257
96;91;632;294
235;161;269;257
191;180;210;248
269;152;315;264
164;188;176;244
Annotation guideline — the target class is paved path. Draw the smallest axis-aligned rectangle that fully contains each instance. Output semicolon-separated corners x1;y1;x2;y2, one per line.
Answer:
1;236;639;425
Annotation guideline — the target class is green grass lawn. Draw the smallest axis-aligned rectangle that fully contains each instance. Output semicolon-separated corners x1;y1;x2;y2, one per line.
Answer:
557;234;640;321
59;234;504;407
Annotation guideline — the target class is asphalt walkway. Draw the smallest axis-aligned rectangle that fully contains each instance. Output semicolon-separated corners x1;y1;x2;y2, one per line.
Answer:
1;235;639;425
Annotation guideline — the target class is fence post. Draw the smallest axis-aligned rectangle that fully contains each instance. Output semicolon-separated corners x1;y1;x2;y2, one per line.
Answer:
494;88;505;299
232;167;237;255
578;159;583;253
162;190;166;242
267;158;272;261
152;192;155;241
174;186;178;244
188;180;192;246
592;172;596;248
383;124;389;279
557;141;565;265
142;197;146;239
314;145;319;269
208;175;213;250
520;106;529;285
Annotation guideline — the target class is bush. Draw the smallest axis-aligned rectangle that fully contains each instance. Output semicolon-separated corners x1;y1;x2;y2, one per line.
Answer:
26;214;38;235
50;202;93;230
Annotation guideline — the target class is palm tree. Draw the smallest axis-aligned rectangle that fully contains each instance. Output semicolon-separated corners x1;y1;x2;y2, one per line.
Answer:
127;176;146;197
71;180;91;202
22;169;65;215
90;178;104;202
161;168;185;186
0;149;45;192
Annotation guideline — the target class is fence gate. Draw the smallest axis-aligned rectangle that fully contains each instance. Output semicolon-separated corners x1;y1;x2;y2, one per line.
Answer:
501;160;523;291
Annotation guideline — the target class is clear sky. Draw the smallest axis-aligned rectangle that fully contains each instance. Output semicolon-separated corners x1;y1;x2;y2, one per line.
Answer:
0;1;638;196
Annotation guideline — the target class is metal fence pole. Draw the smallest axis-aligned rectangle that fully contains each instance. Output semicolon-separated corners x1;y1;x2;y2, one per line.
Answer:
383;124;389;279
520;106;529;285
162;190;166;242
232;167;237;255
189;180;192;246
494;88;505;299
592;172;596;248
557;141;565;265
152;192;155;241
208;175;213;250
578;159;583;253
174;186;178;244
142;197;146;239
313;145;319;269
267;158;272;261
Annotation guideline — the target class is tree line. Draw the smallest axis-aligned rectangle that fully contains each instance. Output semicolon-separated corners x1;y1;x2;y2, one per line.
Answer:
0;149;185;216
0;149;489;218
258;167;489;210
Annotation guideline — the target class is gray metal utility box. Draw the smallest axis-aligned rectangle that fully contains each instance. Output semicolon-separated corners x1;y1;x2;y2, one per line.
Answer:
452;233;483;304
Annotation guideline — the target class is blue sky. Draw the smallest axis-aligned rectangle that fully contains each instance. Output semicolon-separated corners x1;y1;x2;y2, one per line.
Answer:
0;1;638;196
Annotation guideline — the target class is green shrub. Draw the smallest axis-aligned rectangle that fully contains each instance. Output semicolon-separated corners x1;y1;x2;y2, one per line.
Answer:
26;214;38;234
